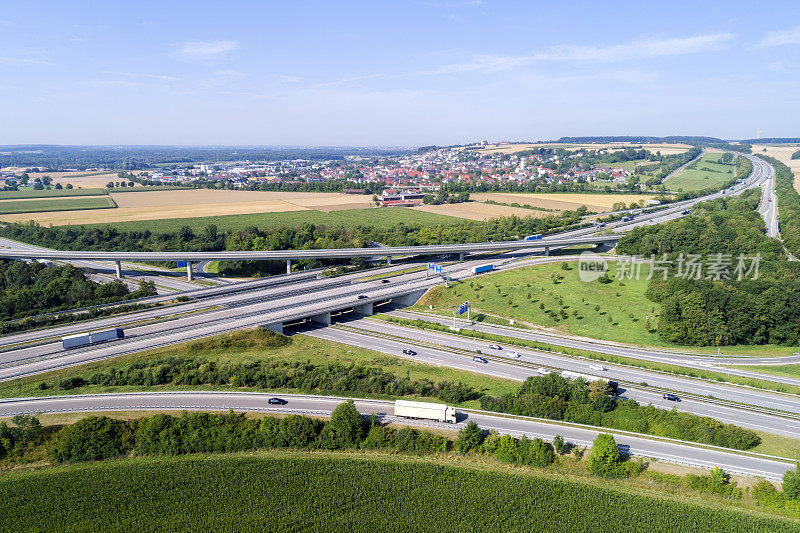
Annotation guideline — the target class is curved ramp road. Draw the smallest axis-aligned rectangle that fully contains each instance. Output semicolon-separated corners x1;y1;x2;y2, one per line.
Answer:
0;391;791;480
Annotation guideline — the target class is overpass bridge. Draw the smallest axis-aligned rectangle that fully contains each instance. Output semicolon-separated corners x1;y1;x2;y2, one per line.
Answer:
0;234;623;280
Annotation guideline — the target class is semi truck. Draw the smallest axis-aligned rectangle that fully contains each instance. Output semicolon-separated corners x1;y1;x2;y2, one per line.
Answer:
471;264;494;275
523;234;543;241
394;399;457;423
61;328;124;350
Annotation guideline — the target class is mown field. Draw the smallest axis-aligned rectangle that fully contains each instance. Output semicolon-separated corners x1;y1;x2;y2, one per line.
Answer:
419;260;661;346
0;195;116;215
664;152;737;192
0;453;794;532
0;188;107;199
75;206;462;233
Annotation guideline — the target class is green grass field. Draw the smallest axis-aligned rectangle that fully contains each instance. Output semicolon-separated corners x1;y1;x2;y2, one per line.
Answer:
0;195;116;215
420;261;661;346
0;188;107;199
664;153;737;192
75;207;462;233
0;332;519;407
0;453;795;532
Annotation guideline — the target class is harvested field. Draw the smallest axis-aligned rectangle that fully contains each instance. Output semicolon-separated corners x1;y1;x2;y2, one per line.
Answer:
473;142;692;155
24;172;121;189
0;188;107;199
751;144;800;192
471;192;658;212
413;202;552;221
0;189;374;225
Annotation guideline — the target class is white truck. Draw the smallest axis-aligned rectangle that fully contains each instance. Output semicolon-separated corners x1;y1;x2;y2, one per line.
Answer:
394;399;457;423
61;328;125;350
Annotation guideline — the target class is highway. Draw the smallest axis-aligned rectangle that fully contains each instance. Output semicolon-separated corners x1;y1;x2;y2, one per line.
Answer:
299;321;800;439
0;391;791;479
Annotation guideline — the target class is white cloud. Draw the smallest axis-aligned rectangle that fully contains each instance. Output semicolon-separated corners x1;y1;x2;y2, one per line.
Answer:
0;56;53;66
279;75;301;83
753;26;800;49
174;40;239;58
103;70;179;82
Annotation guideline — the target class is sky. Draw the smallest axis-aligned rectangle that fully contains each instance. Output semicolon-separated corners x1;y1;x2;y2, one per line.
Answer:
2;0;800;146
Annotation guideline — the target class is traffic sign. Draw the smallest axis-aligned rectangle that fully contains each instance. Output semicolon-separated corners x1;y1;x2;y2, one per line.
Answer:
458;302;470;315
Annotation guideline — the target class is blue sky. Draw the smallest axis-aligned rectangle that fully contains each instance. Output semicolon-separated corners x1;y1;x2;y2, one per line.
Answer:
2;1;800;146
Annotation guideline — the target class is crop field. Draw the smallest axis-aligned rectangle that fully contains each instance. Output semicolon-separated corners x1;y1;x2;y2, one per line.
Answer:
0;189;391;226
57;205;460;233
474;142;692;155
0;453;795;532
0;195;116;215
470;192;658;212
0;188;107;199
663;152;737;192
751;144;800;192
414;201;552;220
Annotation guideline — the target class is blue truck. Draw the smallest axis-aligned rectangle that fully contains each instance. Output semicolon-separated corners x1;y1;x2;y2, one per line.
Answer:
471;264;494;275
523;234;543;241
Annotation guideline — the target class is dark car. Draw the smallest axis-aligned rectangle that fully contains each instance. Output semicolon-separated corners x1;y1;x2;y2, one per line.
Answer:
473;356;488;364
268;397;288;405
380;279;391;284
402;348;417;356
663;393;681;402
357;294;368;299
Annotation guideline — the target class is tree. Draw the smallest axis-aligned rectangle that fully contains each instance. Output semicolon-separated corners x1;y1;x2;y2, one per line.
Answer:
587;433;622;477
318;400;364;449
457;421;484;452
54;183;63;190
65;183;73;189
783;464;800;501
51;416;132;462
553;434;565;454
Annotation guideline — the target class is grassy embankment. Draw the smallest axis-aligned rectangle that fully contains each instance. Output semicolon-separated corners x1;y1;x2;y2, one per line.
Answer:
0;196;116;215
415;260;800;357
0;331;519;408
0;452;797;532
664;152;737;192
75;206;462;233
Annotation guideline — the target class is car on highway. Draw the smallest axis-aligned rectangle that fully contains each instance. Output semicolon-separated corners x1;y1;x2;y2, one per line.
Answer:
473;356;488;364
506;351;520;358
380;279;391;283
357;294;368;299
402;348;417;356
536;367;551;375
663;393;681;402
488;344;502;350
589;364;607;371
268;397;288;405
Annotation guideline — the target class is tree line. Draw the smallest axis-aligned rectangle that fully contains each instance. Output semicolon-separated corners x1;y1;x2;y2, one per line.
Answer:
0;260;156;322
618;190;800;346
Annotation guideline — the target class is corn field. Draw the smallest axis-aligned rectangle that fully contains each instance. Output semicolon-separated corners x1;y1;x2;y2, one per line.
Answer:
0;454;796;532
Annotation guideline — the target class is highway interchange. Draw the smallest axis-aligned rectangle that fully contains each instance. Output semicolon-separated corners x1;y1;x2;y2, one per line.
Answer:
0;151;793;479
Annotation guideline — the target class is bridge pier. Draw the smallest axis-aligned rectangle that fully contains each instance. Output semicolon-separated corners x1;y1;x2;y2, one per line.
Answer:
114;261;122;279
263;322;284;335
186;261;193;281
386;256;392;265
395;289;427;307
544;246;550;257
459;252;464;261
286;259;292;275
354;302;374;316
310;312;331;326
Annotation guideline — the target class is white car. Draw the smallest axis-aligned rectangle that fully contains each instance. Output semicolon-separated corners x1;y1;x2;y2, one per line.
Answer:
488;344;502;350
506;351;520;358
589;364;608;371
536;367;552;375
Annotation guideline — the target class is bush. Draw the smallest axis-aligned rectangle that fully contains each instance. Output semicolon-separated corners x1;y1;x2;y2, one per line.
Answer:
457;421;484;453
51;416;133;462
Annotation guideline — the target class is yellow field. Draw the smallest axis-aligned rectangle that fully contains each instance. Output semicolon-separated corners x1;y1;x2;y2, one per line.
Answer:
751;144;800;192
471;192;658;212
413;202;552;221
473;142;692;155
0;189;375;225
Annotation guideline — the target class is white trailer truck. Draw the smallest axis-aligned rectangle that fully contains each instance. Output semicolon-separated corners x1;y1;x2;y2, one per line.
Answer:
394;399;457;423
61;333;92;350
